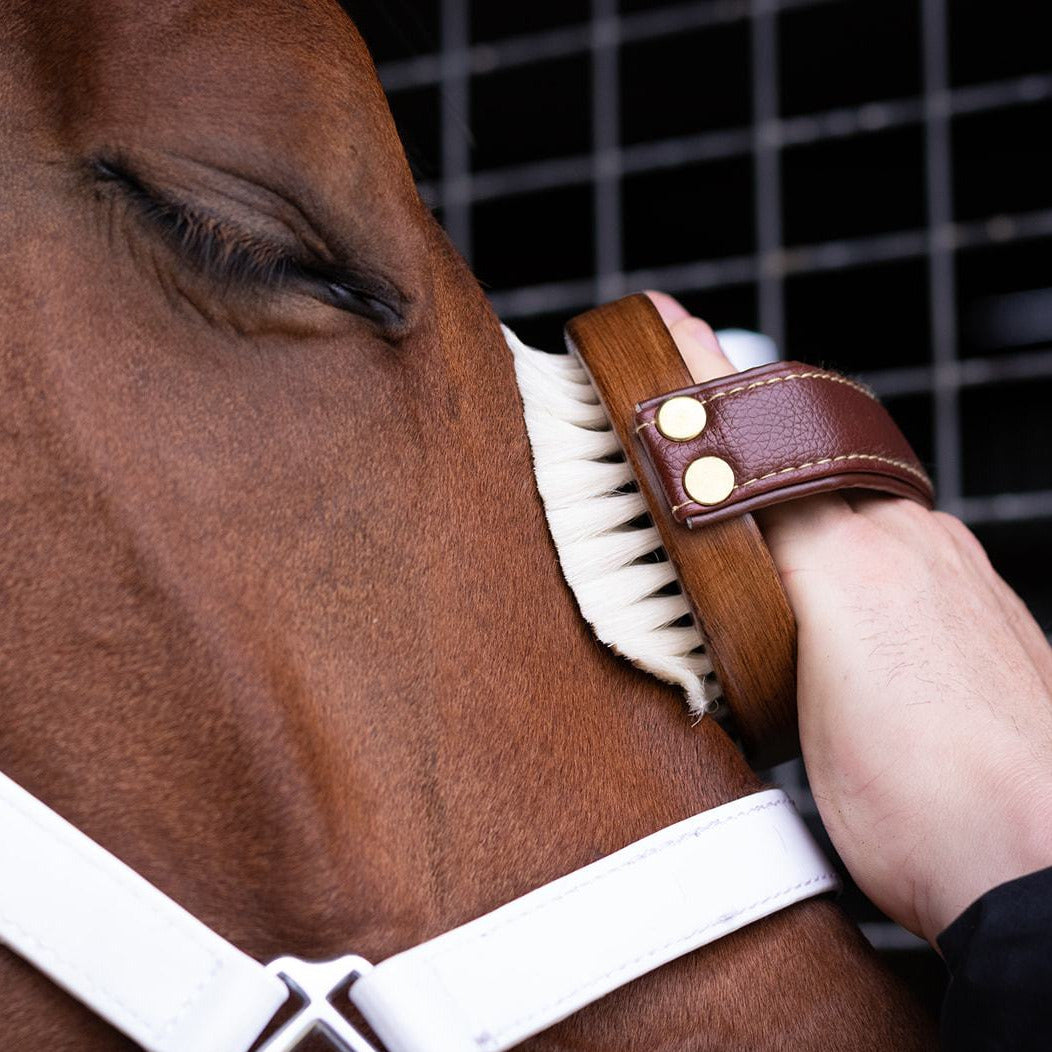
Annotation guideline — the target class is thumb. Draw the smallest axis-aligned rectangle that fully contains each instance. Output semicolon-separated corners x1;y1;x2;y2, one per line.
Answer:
644;291;736;383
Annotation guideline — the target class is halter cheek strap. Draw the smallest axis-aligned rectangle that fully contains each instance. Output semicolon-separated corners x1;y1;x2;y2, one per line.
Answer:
0;771;837;1052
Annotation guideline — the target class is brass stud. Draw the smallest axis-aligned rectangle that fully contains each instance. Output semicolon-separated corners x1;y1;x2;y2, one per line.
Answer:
655;396;707;442
683;456;735;506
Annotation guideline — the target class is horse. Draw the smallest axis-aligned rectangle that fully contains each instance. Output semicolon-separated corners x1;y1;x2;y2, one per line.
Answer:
0;1;935;1047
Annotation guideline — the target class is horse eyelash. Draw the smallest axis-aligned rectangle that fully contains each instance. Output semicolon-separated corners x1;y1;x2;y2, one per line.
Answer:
90;155;406;330
143;199;297;289
92;156;317;292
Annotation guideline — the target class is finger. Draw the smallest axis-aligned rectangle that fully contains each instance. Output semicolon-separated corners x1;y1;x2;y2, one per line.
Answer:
932;511;993;574
670;316;736;383
935;514;1052;684
842;490;897;516
995;583;1052;690
850;501;1052;687
844;491;933;536
756;496;852;602
644;289;691;327
643;291;735;382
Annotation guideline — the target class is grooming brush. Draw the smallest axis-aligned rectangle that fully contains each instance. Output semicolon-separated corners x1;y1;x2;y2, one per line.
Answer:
507;324;719;716
508;294;933;768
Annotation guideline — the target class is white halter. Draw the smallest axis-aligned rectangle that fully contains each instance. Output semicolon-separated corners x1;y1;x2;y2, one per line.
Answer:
0;770;835;1051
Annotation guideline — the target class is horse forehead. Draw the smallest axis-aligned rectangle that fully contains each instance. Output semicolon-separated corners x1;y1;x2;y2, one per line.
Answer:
12;0;387;162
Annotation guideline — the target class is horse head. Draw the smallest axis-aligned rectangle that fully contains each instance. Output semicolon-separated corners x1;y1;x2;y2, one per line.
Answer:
0;2;933;1047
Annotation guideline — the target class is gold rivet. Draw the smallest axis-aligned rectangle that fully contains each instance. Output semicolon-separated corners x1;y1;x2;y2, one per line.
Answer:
655;396;707;441
683;456;735;506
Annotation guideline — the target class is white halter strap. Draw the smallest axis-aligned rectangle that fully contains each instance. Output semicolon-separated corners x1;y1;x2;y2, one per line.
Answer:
0;771;837;1052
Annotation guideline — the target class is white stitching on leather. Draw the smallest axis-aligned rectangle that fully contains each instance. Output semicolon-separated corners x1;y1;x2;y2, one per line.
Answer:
0;789;224;1040
672;452;932;512
420;797;793;975
736;452;931;489
697;370;876;406
478;871;837;1049
638;370;878;430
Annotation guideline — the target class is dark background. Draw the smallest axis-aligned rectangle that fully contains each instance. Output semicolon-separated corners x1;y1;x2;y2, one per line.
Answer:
345;0;1051;1012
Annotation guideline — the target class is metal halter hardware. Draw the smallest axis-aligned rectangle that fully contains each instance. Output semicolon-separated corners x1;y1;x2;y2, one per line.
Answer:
257;956;377;1052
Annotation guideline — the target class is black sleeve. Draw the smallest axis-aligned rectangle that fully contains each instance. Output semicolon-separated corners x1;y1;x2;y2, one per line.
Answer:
938;865;1052;1051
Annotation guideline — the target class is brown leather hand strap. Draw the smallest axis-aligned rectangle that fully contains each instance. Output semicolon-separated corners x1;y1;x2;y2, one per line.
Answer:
635;362;934;528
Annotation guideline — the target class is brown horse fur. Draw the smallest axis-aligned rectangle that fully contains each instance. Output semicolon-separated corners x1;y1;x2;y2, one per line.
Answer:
0;2;936;1048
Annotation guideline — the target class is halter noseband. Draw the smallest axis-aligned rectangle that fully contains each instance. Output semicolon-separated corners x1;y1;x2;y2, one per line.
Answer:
0;770;835;1052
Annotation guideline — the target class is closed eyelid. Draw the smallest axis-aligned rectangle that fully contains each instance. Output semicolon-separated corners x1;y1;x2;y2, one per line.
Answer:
94;158;304;286
91;155;406;328
140;200;300;287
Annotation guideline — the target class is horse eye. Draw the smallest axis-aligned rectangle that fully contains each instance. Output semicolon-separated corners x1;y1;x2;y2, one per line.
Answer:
320;281;401;327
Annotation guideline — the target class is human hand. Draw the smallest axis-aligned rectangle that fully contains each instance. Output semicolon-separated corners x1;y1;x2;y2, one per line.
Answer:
648;291;1052;944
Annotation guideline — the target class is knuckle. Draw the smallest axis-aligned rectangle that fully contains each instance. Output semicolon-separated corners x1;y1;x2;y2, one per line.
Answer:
934;512;991;566
671;314;718;345
932;510;965;535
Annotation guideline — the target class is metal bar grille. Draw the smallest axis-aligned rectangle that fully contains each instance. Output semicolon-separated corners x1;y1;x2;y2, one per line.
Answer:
591;0;625;302
922;0;962;509
751;0;785;349
418;73;1052;205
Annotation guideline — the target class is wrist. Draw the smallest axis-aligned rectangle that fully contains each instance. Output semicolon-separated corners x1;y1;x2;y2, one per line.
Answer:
913;761;1052;944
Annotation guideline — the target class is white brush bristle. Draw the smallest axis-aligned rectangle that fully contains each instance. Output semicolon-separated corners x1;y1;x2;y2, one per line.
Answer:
505;325;720;716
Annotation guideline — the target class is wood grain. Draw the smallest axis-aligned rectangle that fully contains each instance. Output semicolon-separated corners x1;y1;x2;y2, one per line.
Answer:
566;294;799;767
